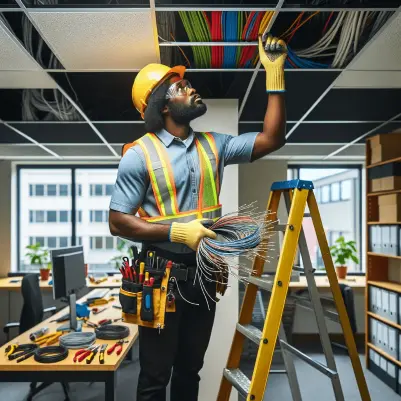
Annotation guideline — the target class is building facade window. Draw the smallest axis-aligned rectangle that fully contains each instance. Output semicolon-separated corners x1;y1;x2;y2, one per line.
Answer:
288;166;362;273
18;167;119;272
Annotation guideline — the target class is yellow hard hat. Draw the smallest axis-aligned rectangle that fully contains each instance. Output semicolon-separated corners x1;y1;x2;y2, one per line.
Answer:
132;63;186;119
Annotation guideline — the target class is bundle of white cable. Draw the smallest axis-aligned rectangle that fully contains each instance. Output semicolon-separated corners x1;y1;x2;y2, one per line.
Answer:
296;11;391;68
59;332;96;350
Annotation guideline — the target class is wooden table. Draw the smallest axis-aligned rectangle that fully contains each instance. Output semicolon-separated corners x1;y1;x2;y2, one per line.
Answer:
0;276;122;291
0;288;138;401
289;275;366;291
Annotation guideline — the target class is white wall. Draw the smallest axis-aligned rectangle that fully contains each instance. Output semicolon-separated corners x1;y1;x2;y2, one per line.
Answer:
192;99;239;401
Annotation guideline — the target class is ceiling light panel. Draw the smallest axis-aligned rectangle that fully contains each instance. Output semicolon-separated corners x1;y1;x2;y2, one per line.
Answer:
334;71;401;88
0;23;42;70
30;10;159;69
0;71;56;89
347;10;401;71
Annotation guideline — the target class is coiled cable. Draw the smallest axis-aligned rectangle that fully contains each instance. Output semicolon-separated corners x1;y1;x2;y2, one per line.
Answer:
34;346;69;364
59;332;96;350
95;325;130;341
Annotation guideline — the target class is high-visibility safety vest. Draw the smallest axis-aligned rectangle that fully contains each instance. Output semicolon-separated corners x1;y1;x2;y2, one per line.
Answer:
122;132;222;224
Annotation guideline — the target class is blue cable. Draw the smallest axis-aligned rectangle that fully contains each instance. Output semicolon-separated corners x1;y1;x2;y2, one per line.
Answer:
223;12;238;68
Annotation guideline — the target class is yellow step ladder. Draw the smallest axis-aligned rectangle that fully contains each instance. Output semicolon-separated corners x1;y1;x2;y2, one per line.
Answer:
217;179;371;401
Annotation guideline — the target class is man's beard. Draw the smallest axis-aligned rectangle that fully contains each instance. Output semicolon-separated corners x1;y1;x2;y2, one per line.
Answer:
167;97;207;125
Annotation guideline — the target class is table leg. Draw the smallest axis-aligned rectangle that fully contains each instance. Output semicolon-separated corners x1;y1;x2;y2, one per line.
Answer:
105;372;117;401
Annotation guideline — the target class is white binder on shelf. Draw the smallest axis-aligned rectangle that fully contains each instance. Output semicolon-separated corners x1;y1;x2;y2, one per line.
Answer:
377;288;383;316
370;318;377;345
382;290;390;318
388;327;397;359
369;286;376;313
377;322;383;347
382;324;389;352
389;292;398;323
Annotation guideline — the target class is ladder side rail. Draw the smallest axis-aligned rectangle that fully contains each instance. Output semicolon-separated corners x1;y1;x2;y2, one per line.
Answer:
308;191;371;401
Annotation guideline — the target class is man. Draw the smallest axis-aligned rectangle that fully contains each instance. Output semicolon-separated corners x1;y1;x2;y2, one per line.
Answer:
109;34;287;401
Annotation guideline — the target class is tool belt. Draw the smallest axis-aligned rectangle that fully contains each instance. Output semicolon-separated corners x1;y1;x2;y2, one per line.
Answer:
119;249;228;329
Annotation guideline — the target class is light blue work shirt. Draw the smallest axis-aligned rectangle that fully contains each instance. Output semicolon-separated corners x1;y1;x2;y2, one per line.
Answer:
110;128;259;253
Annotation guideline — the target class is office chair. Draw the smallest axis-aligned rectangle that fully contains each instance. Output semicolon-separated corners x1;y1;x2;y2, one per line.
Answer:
3;274;70;401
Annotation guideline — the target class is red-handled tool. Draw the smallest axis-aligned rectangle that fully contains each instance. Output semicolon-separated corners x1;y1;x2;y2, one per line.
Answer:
107;340;129;356
74;345;97;363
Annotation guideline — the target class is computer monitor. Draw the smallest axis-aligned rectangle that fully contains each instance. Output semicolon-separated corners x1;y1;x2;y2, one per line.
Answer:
51;246;87;331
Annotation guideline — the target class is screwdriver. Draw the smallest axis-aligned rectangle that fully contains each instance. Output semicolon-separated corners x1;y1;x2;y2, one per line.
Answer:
139;262;145;284
99;344;108;365
86;345;100;364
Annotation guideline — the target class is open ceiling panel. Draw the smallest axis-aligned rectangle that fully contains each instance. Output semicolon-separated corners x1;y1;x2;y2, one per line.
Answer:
30;10;159;69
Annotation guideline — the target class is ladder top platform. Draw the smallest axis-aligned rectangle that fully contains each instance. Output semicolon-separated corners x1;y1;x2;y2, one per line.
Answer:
271;180;314;191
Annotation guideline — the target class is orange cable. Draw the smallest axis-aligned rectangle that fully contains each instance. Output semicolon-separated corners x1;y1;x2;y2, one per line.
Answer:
170;32;191;67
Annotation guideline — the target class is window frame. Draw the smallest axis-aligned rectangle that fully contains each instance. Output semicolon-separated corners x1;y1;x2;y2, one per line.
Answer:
287;164;363;276
16;164;118;272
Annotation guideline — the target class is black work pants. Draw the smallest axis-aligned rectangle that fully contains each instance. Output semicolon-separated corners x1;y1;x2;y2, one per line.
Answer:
136;280;216;401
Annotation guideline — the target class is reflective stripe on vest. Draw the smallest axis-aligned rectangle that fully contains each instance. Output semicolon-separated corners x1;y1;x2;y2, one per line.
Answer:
136;132;221;224
136;133;179;217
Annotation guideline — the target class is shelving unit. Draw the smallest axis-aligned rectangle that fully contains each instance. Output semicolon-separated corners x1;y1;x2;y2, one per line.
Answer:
365;136;401;395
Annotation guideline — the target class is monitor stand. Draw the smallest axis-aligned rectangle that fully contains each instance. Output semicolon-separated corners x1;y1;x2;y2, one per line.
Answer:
57;292;82;332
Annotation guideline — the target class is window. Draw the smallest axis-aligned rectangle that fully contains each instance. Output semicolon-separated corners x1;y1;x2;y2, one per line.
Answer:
48;237;57;248
47;184;57;196
321;186;330;203
331;182;340;202
315;188;321;203
59;211;69;223
18;166;119;272
341;180;352;200
106;184;114;196
36;185;44;196
59;184;69;196
47;211;57;223
288;166;362;273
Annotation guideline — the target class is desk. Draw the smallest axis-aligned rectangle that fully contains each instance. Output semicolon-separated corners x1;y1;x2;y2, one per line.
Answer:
289;275;366;291
0;289;137;401
0;276;122;291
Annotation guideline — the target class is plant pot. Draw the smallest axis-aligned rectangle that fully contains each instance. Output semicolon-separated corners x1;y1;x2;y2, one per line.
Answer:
39;268;50;281
335;265;347;280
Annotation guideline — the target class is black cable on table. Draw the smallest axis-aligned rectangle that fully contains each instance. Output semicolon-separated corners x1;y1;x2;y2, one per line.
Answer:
95;325;130;340
34;345;69;364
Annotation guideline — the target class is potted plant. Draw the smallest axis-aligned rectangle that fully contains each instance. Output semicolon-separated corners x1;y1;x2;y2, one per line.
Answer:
329;236;359;279
25;243;51;280
109;239;134;270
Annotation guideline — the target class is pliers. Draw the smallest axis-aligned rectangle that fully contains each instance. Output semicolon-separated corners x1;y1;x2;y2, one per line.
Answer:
74;345;98;363
107;340;128;356
86;344;101;364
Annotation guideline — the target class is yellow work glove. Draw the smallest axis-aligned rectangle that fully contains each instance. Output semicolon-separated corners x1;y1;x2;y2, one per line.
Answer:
169;219;217;251
258;33;287;93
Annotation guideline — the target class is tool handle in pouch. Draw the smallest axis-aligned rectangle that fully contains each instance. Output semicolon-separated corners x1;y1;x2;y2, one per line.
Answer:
140;285;154;322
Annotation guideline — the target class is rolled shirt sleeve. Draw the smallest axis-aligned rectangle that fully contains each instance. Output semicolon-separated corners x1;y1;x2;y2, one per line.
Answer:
109;148;149;214
216;131;259;166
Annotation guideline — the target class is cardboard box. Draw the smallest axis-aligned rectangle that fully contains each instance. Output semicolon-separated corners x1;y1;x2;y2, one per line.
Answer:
380;205;401;222
381;176;401;191
371;178;382;192
371;145;401;165
379;194;401;207
370;132;401;148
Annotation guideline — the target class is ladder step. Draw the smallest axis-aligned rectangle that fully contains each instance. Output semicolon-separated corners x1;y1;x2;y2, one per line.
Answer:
223;368;250;398
237;323;262;345
271;370;287;374
280;341;338;378
271;224;287;232
245;276;273;291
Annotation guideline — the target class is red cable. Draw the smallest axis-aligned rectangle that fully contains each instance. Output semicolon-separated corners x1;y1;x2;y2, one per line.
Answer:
322;12;334;35
287;12;304;44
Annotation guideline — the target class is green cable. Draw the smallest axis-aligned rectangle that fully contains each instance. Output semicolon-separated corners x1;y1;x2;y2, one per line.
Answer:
236;12;243;66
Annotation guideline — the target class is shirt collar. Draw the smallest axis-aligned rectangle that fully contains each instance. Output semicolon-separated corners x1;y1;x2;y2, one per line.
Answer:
156;128;195;148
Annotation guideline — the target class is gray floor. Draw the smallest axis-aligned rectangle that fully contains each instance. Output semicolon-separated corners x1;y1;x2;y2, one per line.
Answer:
0;343;400;401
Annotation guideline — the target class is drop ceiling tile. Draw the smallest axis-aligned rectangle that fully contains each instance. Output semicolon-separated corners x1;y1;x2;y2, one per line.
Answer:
334;71;401;89
95;122;144;143
0;144;50;157
0;123;31;144
241;71;341;121
289;122;401;144
8;122;102;143
0;22;42;70
51;72;139;121
30;11;159;69
306;89;401;121
0;71;56;89
347;10;401;71
272;144;365;158
47;144;117;157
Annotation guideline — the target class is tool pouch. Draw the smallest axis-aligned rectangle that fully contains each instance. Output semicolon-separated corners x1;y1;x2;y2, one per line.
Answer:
119;268;172;329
